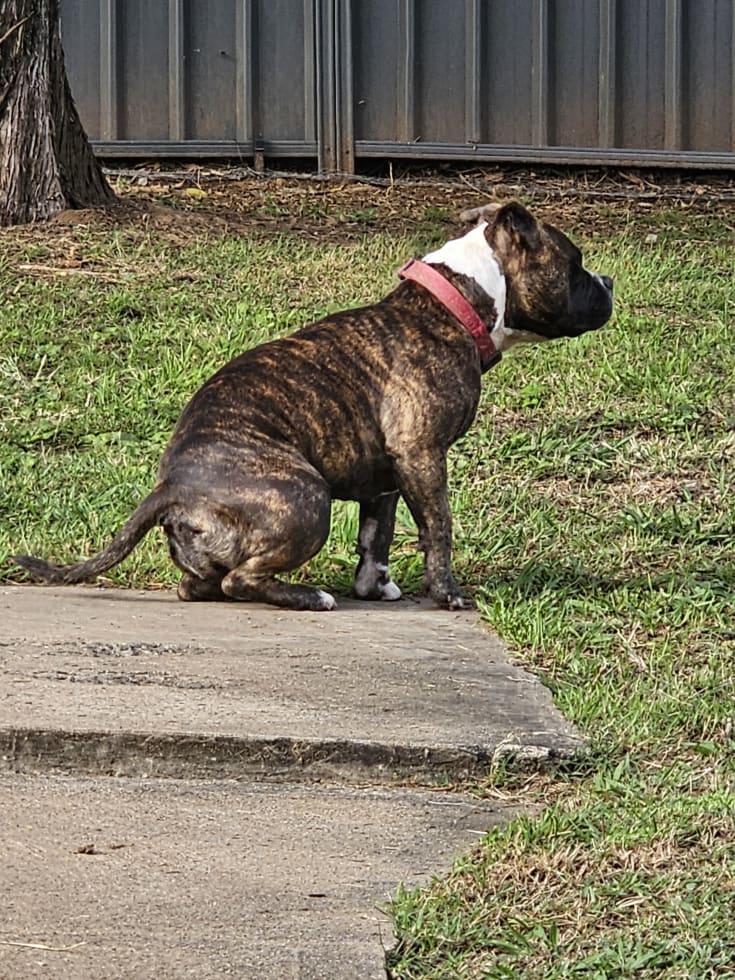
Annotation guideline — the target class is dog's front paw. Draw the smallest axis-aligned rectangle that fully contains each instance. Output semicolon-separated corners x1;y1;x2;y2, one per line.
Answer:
379;579;402;601
434;591;466;610
354;560;402;601
427;573;466;610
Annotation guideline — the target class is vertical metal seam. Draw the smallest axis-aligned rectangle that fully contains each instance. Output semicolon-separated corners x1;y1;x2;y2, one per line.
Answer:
399;0;415;142
325;0;337;170
316;0;337;172
598;0;617;147
336;0;354;172
168;0;184;141
464;0;481;144
664;0;682;149
327;0;338;170
99;0;118;141
235;0;253;145
531;0;549;146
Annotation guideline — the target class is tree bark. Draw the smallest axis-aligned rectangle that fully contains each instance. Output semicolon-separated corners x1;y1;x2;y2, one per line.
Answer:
0;0;114;226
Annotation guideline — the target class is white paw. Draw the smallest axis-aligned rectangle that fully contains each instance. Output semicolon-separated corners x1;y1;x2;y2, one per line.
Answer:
315;589;337;610
380;580;402;601
354;559;401;601
448;595;464;610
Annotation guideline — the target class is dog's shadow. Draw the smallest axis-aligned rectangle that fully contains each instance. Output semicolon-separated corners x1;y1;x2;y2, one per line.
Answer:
477;559;735;605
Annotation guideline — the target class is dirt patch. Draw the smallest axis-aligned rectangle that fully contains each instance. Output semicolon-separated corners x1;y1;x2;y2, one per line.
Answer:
533;472;718;509
3;164;734;252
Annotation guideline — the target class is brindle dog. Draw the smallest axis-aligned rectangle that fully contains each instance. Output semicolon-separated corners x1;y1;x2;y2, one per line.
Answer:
15;202;613;610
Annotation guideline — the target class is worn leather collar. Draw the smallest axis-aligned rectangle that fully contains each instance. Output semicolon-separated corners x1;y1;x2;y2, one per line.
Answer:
397;258;502;372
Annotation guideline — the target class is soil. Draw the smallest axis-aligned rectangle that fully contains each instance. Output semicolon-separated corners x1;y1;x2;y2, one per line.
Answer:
3;162;734;251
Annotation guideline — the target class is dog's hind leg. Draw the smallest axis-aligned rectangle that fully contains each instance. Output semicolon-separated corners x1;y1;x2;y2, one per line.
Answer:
177;573;228;602
220;477;335;610
353;491;402;600
222;566;337;611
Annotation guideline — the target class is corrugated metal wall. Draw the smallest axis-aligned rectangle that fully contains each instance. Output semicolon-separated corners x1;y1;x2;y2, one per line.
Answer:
60;0;735;171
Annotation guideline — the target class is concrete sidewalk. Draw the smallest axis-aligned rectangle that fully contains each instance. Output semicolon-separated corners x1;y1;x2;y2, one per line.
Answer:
1;585;585;978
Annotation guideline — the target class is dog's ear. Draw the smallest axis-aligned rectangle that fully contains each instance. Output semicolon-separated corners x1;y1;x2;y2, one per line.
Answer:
490;201;542;252
459;202;503;226
484;202;544;277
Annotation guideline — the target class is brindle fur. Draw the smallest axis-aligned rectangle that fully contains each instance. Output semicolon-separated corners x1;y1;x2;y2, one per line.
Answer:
15;203;613;610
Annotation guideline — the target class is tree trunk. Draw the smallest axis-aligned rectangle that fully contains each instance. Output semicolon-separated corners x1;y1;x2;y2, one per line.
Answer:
0;0;114;226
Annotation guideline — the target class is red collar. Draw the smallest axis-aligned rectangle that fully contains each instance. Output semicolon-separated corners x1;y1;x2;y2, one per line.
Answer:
397;258;502;372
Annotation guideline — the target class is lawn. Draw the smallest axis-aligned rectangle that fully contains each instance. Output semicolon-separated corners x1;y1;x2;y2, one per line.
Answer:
2;171;734;978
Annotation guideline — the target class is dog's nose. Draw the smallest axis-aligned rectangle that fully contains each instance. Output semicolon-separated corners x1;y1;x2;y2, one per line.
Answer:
600;275;614;292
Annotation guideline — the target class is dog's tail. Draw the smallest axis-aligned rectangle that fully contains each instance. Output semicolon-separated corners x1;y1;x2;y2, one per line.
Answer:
14;483;171;585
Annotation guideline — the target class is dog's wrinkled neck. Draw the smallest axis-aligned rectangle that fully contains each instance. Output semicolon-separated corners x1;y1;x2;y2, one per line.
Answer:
423;225;505;313
422;224;520;352
423;224;563;352
397;259;501;371
416;261;499;336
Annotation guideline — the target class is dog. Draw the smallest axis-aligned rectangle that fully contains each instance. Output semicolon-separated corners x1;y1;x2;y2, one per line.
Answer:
15;201;613;611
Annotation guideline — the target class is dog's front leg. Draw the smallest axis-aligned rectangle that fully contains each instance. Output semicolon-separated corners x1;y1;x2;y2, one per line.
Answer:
393;451;463;609
353;491;402;600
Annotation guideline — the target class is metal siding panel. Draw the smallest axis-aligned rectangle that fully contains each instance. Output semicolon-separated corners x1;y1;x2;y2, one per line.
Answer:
183;0;238;140
617;0;667;149
732;2;735;152
414;0;467;143
118;0;170;140
549;0;601;147
481;0;535;145
352;0;401;141
59;0;101;138
255;0;308;141
59;0;735;169
681;0;734;151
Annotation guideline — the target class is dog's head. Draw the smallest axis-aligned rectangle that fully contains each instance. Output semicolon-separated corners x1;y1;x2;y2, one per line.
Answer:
428;201;614;350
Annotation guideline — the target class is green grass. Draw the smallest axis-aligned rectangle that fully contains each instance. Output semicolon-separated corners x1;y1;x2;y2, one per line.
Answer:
1;191;734;978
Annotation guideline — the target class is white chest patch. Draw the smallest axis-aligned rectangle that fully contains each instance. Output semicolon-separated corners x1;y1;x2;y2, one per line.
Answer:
422;224;507;331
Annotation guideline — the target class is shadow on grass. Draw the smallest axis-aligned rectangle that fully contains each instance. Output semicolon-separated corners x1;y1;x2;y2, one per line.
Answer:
477;559;735;602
